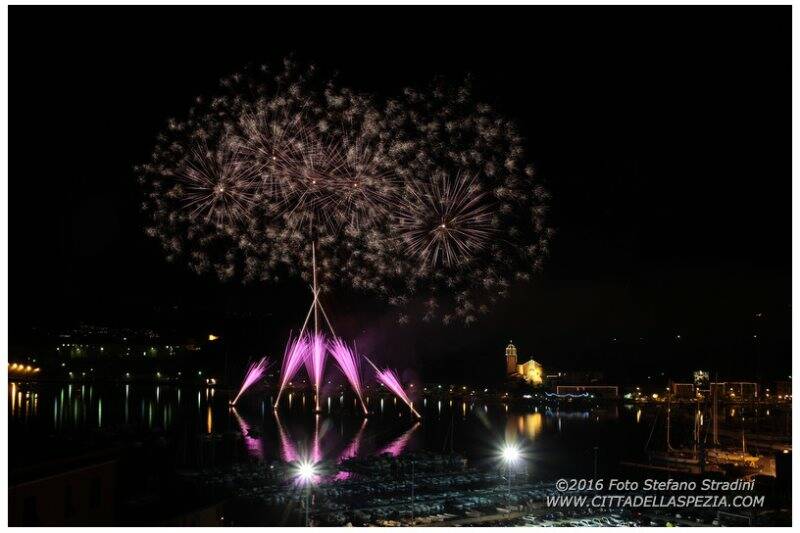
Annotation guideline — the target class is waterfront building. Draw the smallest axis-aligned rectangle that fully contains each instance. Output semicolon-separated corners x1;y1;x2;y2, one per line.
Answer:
693;370;709;389
505;341;518;375
504;341;544;385
517;359;543;385
671;382;695;399
710;381;759;400
556;385;619;399
775;380;792;398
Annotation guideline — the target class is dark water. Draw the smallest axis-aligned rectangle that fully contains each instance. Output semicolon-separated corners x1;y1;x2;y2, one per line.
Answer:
9;381;786;479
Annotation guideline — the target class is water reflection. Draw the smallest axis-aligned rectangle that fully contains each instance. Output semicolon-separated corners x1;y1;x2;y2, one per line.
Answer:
338;418;368;462
379;422;420;457
312;415;322;463
521;413;543;440
275;413;299;462
231;407;264;460
14;383;784;476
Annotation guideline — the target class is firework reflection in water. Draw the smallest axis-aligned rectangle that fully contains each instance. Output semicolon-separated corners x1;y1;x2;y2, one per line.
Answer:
380;422;420;457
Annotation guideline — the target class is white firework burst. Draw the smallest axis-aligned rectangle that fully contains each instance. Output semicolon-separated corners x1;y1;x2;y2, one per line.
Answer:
394;171;496;268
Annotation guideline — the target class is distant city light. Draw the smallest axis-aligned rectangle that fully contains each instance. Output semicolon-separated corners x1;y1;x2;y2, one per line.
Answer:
208;334;220;341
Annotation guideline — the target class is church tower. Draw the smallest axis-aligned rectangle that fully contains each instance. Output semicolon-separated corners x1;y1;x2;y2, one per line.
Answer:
505;341;518;375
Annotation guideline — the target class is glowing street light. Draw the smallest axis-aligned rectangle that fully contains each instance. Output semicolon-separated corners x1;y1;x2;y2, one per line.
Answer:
294;459;318;526
501;441;522;504
296;460;317;484
502;442;521;464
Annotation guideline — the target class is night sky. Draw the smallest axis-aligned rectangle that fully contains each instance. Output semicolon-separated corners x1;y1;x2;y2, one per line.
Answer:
10;6;791;382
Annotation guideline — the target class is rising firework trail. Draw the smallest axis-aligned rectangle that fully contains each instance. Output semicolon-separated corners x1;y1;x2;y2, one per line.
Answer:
364;356;421;418
230;356;270;406
328;337;368;415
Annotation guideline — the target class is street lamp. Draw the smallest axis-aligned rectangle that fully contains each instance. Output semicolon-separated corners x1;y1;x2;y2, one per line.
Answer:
501;442;521;506
295;460;318;526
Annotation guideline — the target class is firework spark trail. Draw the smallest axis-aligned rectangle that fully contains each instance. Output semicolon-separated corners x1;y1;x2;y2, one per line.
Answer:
380;422;421;457
303;333;328;411
328;337;368;414
275;335;309;407
364;356;421;418
231;356;270;405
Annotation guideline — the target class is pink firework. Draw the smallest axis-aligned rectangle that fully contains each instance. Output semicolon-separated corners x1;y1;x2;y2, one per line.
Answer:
303;333;328;411
328;337;368;414
231;356;270;406
364;356;421;418
275;335;310;407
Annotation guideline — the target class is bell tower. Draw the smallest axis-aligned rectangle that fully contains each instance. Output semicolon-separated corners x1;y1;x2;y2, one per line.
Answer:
505;341;518;375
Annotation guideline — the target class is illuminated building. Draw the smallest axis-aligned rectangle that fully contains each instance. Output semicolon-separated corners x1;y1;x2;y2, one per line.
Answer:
710;381;759;400
504;341;544;385
516;359;543;385
505;341;518;375
671;383;695;399
693;370;709;389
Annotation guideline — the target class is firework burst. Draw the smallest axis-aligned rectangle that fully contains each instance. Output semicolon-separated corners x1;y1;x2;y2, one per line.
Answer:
137;59;551;326
175;140;261;228
394;171;496;269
